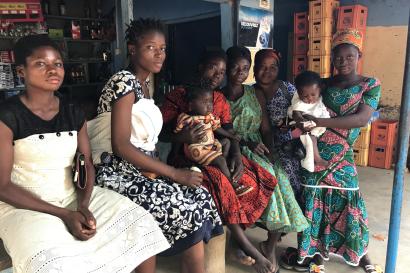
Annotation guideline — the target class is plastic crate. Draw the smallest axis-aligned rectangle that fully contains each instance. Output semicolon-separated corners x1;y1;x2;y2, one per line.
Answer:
309;18;335;38
353;147;369;167
308;37;332;56
309;0;340;20
294;12;308;34
353;124;371;149
370;119;398;147
293;34;308;55
293;55;307;75
308;55;331;74
337;5;368;31
368;144;394;169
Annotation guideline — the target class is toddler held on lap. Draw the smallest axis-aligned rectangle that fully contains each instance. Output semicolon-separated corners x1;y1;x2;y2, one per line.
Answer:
288;71;330;170
174;84;253;196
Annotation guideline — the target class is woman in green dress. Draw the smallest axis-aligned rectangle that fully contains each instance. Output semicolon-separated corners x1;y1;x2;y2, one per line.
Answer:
223;46;308;272
294;29;383;273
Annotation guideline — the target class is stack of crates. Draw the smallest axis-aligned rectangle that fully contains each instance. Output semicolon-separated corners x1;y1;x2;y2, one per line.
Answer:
353;124;371;166
368;120;398;169
293;12;308;79
307;0;339;78
336;4;368;74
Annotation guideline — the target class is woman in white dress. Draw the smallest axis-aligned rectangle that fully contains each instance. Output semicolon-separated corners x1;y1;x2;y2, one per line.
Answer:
0;35;170;273
89;18;223;273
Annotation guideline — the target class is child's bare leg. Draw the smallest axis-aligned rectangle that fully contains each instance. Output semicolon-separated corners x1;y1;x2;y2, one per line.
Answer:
210;156;253;196
219;138;231;158
311;135;329;166
210;155;232;180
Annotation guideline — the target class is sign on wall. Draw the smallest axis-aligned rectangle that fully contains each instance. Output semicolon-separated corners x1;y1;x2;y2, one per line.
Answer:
238;6;273;48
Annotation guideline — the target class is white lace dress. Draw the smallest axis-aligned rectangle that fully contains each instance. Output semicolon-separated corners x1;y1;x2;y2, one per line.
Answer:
0;96;170;273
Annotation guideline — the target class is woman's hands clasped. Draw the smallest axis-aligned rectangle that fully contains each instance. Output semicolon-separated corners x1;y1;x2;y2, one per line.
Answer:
61;206;97;241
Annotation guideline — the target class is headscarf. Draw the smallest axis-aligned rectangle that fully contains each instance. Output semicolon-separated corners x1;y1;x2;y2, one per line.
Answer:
254;49;281;73
332;28;364;52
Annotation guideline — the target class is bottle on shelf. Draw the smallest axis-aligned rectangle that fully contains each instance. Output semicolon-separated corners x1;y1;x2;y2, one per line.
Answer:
42;0;50;15
96;0;103;18
90;21;98;40
84;2;91;18
58;0;66;16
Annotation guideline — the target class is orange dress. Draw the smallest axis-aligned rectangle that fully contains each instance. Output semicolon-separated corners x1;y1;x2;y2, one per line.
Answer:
175;113;222;166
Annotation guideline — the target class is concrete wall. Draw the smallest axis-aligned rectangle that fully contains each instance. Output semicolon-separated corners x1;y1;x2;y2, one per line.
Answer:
274;0;409;118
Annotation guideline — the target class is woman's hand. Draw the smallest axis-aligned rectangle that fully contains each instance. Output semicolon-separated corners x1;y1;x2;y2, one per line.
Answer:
178;124;207;144
173;169;203;188
229;154;244;183
247;141;270;156
61;210;96;241
77;206;97;230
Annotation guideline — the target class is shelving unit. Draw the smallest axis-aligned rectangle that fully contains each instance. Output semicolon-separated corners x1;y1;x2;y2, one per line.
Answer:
0;0;115;103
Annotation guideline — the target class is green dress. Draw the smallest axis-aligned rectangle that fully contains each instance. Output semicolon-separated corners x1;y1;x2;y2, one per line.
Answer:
228;85;308;232
297;77;381;266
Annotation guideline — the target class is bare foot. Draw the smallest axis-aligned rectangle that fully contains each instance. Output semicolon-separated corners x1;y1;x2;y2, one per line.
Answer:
229;248;255;266
253;256;275;273
260;241;278;272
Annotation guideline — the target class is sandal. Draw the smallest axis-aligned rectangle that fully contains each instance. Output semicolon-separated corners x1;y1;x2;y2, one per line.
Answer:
234;184;254;197
365;265;384;273
309;263;325;273
279;247;308;272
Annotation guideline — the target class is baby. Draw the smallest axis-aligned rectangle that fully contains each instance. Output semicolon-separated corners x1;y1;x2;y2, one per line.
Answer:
174;84;253;196
288;70;330;169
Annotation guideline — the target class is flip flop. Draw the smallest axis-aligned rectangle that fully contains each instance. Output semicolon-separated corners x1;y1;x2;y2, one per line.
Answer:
309;263;325;273
279;247;308;272
235;184;254;197
365;265;384;273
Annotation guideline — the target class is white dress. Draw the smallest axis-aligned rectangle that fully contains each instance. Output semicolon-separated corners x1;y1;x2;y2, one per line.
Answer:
89;71;223;256
287;92;330;137
0;96;170;273
287;93;331;172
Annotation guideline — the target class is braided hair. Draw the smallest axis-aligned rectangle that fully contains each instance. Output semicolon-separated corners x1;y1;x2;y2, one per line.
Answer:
125;18;165;46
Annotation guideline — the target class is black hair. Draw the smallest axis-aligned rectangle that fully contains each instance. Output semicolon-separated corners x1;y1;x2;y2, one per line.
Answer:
185;83;213;103
125;18;165;46
14;34;62;66
294;70;322;92
198;48;227;66
226;46;251;70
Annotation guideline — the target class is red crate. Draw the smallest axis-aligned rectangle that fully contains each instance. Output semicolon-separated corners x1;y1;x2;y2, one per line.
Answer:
368;144;394;169
309;0;340;20
0;0;43;23
293;55;307;75
293;34;308;55
294;12;308;34
370;119;398;147
337;5;368;31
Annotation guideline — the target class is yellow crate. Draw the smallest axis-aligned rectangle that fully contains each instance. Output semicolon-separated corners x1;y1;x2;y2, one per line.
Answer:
308;36;332;56
353;147;369;167
309;18;335;38
309;0;340;20
354;124;371;149
308;55;331;75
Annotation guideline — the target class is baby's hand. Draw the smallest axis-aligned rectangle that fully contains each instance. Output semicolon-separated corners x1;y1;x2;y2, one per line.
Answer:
232;134;241;142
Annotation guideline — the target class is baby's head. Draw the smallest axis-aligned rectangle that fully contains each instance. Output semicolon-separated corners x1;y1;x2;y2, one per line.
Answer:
294;71;322;104
186;84;213;116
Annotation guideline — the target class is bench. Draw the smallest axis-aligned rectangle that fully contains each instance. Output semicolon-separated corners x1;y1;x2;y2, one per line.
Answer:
0;241;11;271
